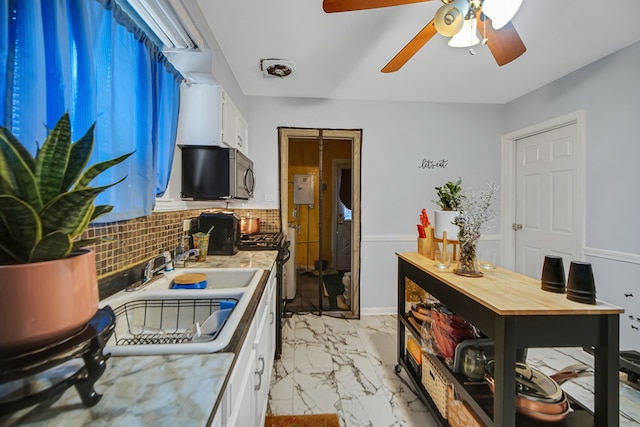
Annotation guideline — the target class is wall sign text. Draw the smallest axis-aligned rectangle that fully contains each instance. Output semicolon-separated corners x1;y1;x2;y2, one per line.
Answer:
419;158;449;170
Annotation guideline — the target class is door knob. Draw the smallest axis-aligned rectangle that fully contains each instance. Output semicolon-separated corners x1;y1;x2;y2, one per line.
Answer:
512;223;523;231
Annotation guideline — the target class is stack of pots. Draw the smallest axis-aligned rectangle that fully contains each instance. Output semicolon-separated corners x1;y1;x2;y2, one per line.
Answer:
485;361;570;422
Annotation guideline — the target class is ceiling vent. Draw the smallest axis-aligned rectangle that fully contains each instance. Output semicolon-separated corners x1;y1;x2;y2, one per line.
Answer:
261;59;295;78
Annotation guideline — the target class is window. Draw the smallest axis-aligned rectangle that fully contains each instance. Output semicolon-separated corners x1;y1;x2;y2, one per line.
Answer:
0;0;182;221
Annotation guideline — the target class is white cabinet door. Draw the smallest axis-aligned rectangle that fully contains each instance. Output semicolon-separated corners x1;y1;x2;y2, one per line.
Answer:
220;89;249;155
210;404;223;427
224;315;257;427
253;270;277;425
221;90;238;149
176;83;222;146
217;269;277;427
227;347;256;427
235;114;249;155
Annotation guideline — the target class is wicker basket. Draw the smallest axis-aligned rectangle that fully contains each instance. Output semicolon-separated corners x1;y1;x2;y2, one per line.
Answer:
421;353;449;419
448;385;485;427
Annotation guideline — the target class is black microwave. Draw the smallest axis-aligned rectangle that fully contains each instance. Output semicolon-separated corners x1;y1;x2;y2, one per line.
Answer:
180;146;255;200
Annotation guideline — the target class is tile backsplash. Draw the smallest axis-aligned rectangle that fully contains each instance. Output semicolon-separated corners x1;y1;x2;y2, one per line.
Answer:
85;209;280;279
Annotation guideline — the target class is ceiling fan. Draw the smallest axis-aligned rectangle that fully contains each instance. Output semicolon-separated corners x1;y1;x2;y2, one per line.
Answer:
323;0;526;72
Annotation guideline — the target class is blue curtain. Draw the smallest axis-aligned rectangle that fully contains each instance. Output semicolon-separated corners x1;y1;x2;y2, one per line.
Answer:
0;0;181;221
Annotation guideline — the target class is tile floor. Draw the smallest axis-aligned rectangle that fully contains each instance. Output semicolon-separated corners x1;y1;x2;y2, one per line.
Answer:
268;313;640;427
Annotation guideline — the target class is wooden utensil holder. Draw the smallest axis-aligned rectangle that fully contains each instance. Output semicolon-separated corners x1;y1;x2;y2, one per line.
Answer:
417;226;435;259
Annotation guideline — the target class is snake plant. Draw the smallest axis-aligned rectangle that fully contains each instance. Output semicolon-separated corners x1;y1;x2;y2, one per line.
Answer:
0;113;132;265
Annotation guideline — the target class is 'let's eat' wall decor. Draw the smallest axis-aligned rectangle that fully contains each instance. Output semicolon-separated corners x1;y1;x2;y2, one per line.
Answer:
419;158;448;170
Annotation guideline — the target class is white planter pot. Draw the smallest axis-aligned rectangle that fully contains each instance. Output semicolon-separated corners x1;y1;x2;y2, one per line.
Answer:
434;210;459;241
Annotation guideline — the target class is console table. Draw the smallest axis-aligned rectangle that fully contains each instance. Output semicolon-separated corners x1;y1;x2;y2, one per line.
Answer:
396;252;624;427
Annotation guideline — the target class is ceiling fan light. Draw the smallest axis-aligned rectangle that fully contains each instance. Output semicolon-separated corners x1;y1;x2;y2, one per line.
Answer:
482;0;522;29
434;0;469;37
448;18;480;47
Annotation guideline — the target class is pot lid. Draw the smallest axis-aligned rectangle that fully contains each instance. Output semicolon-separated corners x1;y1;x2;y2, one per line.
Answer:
486;360;563;403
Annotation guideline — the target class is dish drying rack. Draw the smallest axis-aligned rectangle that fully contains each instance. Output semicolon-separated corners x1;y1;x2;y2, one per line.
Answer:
109;298;237;346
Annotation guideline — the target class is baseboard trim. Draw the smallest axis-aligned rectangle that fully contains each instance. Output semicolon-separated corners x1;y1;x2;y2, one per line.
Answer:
361;307;396;316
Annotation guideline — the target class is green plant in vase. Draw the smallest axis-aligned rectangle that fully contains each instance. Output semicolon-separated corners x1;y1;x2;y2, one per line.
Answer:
0;113;132;264
433;177;463;211
0;112;132;350
453;183;498;277
432;177;463;241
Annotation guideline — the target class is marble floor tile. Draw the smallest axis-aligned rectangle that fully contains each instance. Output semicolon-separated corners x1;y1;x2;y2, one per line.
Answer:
292;368;343;415
268;314;640;427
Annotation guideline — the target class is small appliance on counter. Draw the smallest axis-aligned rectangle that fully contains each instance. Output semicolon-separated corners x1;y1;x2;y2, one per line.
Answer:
198;212;240;255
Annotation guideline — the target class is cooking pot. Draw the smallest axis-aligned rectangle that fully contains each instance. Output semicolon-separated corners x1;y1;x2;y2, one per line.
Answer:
485;360;570;422
240;216;260;234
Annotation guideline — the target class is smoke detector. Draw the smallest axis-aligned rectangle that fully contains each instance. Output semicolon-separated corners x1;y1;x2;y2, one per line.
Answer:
260;59;295;78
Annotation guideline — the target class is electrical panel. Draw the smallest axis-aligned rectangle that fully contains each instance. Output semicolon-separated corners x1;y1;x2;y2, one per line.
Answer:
293;174;314;205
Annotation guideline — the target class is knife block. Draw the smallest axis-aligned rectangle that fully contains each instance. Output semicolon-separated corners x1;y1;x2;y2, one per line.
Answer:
418;226;435;259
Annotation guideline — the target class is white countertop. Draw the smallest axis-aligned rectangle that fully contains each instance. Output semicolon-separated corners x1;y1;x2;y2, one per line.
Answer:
1;251;278;426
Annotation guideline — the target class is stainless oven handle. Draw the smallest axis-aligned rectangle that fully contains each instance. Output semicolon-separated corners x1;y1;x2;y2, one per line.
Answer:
280;240;291;264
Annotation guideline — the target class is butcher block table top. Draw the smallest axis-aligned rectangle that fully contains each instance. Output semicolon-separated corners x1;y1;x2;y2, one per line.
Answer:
397;252;624;316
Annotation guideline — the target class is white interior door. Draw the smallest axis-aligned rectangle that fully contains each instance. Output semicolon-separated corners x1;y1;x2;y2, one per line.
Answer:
515;123;580;279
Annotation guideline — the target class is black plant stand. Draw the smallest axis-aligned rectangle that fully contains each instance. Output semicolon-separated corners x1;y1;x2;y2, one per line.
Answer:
0;307;116;415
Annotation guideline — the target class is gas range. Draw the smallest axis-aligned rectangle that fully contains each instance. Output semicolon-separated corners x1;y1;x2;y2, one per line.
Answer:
238;231;289;359
239;232;284;251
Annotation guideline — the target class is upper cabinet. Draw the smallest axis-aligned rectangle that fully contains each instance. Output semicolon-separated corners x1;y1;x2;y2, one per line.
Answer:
221;90;249;155
176;83;248;155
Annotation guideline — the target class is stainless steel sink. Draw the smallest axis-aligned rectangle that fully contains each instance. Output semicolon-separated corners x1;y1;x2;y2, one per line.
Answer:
99;268;263;355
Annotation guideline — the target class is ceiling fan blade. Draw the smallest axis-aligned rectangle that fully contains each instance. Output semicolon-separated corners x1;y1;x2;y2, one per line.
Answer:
479;14;526;66
381;20;436;73
323;0;430;13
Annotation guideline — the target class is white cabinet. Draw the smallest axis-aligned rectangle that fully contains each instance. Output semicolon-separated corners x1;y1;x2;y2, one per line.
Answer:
177;84;248;155
221;91;249;156
235;113;248;155
220;268;276;427
224;314;257;427
176;83;222;146
210;406;223;427
253;269;277;423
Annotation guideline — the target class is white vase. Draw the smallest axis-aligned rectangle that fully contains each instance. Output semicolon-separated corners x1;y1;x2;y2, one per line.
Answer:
434;210;459;241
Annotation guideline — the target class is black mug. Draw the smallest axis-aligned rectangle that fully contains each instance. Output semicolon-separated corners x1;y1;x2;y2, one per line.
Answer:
566;261;596;304
541;255;566;293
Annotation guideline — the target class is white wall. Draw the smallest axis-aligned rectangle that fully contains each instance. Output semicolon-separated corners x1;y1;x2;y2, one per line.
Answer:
247;97;505;311
244;41;640;350
504;41;640;351
167;25;640;349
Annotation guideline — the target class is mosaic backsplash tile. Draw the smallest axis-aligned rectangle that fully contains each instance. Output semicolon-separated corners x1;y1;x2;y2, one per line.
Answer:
85;208;281;280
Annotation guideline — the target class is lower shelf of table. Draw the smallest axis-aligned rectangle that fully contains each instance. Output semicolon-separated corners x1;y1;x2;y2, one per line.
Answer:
399;316;597;427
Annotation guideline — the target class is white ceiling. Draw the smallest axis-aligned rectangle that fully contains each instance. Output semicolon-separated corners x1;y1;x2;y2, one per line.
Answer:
192;0;640;104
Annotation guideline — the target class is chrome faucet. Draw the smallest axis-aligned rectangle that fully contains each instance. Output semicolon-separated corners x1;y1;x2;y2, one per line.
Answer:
142;251;173;283
174;248;199;268
126;251;174;292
